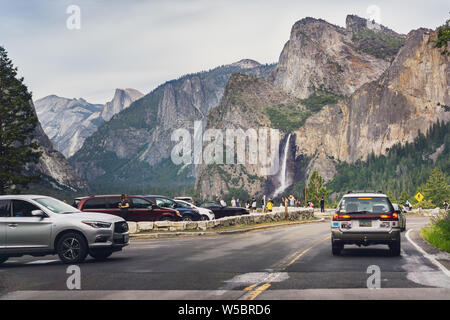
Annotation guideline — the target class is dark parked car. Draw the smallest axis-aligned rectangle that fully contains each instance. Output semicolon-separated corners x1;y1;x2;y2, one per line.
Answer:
74;195;182;222
143;195;202;221
200;202;249;219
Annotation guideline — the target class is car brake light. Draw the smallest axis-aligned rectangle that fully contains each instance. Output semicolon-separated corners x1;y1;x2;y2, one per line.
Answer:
380;214;391;219
333;213;338;220
392;212;398;220
333;213;351;221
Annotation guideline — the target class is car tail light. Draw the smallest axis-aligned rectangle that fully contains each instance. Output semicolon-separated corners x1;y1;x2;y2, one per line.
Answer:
333;213;351;221
380;213;398;220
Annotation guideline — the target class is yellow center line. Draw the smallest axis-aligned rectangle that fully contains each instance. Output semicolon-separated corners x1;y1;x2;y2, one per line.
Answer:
243;283;272;300
243;283;258;291
240;234;331;300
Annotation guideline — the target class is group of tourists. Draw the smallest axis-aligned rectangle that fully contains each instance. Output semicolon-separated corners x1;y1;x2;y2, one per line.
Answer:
217;194;326;213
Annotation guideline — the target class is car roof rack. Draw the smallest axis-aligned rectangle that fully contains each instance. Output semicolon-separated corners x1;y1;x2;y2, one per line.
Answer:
346;190;384;194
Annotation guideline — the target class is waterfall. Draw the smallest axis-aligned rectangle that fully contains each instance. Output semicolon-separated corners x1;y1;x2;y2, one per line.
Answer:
273;133;291;198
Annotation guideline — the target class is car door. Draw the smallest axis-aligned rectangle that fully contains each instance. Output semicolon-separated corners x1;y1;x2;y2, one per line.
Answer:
209;204;225;219
129;197;155;222
6;200;52;249
0;200;11;249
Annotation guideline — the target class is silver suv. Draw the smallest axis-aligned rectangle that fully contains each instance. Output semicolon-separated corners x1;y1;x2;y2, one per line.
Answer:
331;193;402;256
0;195;129;264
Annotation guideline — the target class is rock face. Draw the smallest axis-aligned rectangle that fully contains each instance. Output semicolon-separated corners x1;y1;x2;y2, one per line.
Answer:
35;89;143;157
294;28;450;181
195;73;307;199
29;102;87;191
70;61;276;190
101;88;144;121
35;96;104;158
270;16;399;99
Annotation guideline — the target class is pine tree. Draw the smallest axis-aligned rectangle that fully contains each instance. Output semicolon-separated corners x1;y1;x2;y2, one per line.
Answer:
0;46;41;194
398;189;410;205
421;168;449;208
386;187;397;203
434;18;450;56
306;170;330;207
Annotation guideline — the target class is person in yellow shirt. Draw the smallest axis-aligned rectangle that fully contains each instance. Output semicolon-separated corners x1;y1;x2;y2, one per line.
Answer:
266;198;273;212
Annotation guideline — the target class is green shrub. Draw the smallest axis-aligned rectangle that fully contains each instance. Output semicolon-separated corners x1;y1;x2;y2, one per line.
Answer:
422;218;450;253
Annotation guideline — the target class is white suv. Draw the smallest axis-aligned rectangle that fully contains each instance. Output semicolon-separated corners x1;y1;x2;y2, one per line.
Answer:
0;195;129;264
331;193;402;256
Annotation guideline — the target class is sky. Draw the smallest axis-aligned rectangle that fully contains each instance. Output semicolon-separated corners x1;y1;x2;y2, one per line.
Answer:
0;0;448;104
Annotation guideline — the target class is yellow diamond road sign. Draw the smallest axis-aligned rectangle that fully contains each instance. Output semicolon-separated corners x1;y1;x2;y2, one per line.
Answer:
415;192;424;202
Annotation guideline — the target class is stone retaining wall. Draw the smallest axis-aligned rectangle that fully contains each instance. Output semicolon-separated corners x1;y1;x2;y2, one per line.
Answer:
127;208;314;234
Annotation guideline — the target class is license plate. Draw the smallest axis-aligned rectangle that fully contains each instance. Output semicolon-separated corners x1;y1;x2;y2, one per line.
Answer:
359;220;372;227
123;234;129;243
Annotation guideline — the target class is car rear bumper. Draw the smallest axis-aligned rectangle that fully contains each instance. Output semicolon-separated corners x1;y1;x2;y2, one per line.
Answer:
332;229;400;245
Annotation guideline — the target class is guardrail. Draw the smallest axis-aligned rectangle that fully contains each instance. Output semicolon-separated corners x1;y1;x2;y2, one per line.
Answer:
127;208;315;234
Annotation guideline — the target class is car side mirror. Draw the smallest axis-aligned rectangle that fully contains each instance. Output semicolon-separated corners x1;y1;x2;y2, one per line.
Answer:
31;210;45;218
151;204;158;209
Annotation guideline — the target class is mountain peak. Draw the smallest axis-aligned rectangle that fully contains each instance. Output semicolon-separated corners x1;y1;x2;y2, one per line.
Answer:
230;59;261;69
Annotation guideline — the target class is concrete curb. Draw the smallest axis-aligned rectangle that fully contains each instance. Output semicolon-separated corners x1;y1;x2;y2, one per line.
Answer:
130;218;326;240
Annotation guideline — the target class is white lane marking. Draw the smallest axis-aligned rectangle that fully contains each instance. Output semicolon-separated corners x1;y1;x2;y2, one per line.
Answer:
405;229;450;278
26;260;58;265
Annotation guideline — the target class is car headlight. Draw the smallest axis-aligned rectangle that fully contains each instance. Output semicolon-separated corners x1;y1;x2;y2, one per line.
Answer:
82;221;112;229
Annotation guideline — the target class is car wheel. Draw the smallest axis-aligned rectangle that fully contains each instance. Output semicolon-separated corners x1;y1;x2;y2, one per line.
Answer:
200;215;209;221
182;216;193;221
331;239;343;256
0;255;8;264
160;216;174;222
389;238;401;256
56;232;88;264
90;249;113;260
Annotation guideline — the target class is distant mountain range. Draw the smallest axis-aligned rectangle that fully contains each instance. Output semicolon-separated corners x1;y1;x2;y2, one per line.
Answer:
34;88;144;158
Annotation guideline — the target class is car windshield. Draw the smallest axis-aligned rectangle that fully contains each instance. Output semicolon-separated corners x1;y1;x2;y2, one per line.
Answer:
337;197;393;214
33;197;81;214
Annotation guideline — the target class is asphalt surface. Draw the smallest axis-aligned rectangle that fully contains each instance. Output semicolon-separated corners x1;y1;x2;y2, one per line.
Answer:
1;216;450;300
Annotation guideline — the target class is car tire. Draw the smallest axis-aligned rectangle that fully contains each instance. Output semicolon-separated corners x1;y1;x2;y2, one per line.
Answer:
332;239;343;256
389;238;401;256
160;216;174;222
200;215;209;221
0;255;8;264
182;216;193;221
56;232;88;264
90;249;113;260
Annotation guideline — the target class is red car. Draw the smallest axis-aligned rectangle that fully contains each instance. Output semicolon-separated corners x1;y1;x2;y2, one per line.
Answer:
73;195;182;222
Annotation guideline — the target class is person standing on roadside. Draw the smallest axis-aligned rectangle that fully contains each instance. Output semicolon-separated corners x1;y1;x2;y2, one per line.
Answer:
231;197;236;207
119;194;130;221
266;198;273;212
251;197;257;212
236;198;240;207
443;200;449;211
220;198;227;207
320;197;325;213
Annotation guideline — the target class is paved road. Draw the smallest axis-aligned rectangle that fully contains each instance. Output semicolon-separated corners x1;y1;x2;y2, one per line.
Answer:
1;216;450;299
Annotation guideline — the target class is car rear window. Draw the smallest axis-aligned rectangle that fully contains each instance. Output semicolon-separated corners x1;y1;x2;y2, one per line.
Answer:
337;197;393;214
